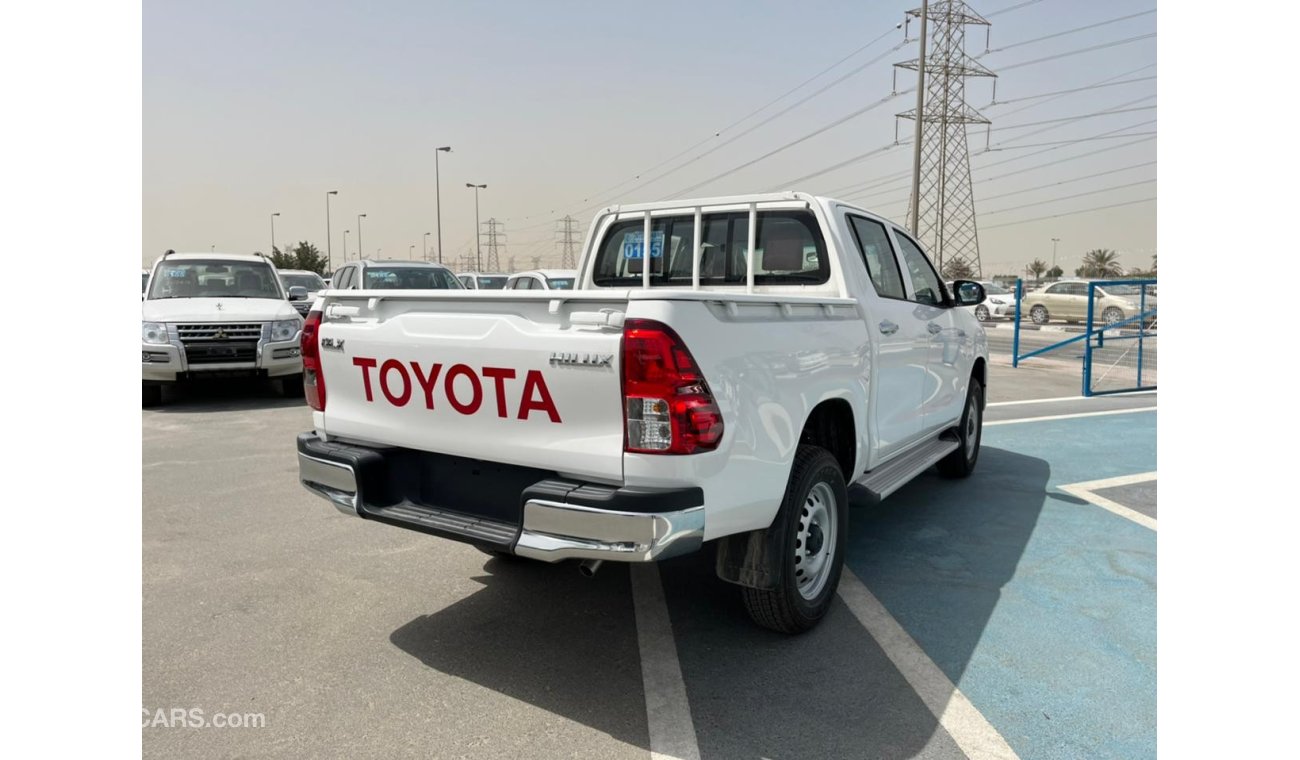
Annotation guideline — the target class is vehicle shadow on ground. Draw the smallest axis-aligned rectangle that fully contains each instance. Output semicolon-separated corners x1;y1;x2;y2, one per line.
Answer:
388;446;1051;759
145;378;304;413
389;557;650;749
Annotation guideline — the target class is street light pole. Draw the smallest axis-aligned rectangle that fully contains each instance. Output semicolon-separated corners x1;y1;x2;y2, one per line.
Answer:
1051;237;1060;271
270;212;280;254
423;232;431;261
436;146;451;264
409;244;415;260
357;213;367;259
325;190;339;271
466;183;486;271
343;229;350;261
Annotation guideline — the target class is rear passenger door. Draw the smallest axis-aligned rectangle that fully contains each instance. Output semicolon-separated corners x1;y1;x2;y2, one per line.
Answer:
843;213;927;459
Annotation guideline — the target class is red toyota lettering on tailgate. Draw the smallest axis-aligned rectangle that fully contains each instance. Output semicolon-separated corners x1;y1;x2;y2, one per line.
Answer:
352;358;561;422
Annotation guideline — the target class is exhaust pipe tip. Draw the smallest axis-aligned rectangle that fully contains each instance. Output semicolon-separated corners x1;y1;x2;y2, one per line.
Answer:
578;559;604;578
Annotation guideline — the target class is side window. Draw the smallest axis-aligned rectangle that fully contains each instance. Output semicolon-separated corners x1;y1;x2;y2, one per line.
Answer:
845;215;906;300
334;267;350;289
892;231;946;307
1045;283;1065;295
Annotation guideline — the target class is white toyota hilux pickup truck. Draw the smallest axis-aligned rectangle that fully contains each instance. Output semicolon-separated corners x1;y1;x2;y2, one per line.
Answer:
296;192;988;632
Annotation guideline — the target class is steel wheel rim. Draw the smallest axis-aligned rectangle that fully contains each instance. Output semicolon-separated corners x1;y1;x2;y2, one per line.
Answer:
965;393;980;459
795;481;837;601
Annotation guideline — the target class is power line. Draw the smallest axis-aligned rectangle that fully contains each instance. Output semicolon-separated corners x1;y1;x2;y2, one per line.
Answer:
982;178;1155;215
990;62;1156;121
988;104;1156;132
975;119;1155;167
609;42;910;205
669;89;908;198
765;141;905;191
985;131;1156;150
981;10;1155;54
503;25;904;225
977;135;1156;182
997;33;1156;72
984;0;1049;18
978;160;1155;202
980;196;1155;230
986;75;1155;107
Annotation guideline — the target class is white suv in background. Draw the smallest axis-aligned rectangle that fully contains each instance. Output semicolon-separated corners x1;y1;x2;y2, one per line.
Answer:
457;272;510;290
142;252;304;406
504;269;578;290
278;269;327;316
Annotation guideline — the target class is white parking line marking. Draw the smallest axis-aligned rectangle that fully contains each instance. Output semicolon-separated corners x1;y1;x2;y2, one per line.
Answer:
838;569;1020;760
986;391;1155;408
984;406;1156;426
1058;471;1157;530
629;563;701;760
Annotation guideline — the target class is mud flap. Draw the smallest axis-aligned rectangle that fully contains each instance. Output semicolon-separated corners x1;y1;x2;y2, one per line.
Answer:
714;526;783;591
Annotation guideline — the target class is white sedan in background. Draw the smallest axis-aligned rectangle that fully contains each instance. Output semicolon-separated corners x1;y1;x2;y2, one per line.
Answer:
947;280;1016;322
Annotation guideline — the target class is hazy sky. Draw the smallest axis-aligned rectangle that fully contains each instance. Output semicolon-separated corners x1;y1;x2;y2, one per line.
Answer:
143;0;1156;276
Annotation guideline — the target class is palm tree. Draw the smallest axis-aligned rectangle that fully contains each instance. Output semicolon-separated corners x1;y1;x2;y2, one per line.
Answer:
1028;258;1048;281
1079;249;1123;278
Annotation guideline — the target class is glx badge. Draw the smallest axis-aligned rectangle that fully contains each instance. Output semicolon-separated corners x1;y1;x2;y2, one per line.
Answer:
321;338;346;352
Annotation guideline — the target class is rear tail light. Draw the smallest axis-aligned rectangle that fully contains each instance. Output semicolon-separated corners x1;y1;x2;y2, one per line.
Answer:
302;309;325;411
621;318;724;454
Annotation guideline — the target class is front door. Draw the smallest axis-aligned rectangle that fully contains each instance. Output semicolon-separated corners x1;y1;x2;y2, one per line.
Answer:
842;213;927;460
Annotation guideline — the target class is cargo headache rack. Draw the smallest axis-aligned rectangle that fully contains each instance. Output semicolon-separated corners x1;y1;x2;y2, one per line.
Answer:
605;191;822;294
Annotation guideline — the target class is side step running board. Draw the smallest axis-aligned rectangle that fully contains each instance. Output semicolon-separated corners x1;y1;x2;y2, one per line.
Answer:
857;438;959;503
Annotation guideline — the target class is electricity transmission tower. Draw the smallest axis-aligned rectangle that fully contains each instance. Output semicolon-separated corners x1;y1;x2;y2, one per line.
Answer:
896;0;995;277
555;215;583;269
481;218;506;272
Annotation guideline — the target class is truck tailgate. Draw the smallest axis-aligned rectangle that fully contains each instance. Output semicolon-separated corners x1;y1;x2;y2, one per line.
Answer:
315;293;627;483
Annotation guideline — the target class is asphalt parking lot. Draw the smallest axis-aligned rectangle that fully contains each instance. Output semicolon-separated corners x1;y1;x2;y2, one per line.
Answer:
143;347;1156;758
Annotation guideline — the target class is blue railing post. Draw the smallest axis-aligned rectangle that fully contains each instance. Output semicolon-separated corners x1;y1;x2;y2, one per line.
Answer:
1012;278;1023;368
1136;283;1147;386
1083;281;1097;397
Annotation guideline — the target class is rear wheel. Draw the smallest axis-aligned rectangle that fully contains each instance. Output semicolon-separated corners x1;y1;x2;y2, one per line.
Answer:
1030;305;1049;325
937;377;983;478
1103;307;1124;326
742;445;847;634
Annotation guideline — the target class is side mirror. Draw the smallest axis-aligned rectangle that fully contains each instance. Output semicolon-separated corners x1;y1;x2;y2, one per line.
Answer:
952;280;985;307
287;286;308;301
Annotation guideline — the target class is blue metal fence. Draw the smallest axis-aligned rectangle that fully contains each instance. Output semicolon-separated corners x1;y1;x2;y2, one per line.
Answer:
1011;278;1157;396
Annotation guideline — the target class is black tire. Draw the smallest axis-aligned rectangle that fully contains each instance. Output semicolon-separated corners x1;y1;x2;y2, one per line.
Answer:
1030;305;1049;325
742;445;847;634
937;377;983;478
142;384;162;408
276;374;304;398
974;304;990;322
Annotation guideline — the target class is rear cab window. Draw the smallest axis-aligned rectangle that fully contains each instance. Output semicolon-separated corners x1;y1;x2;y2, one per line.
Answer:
590;209;829;287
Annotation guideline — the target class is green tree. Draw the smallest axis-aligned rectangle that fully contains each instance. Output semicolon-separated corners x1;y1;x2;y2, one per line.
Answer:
1046;265;1064;279
942;259;975;280
1077;248;1124;278
268;242;329;275
1028;258;1048;281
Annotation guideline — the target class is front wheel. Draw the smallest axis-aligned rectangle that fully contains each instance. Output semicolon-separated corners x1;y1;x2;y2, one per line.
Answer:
1030;305;1049;325
938;377;983;478
974;304;990;322
742;445;847;634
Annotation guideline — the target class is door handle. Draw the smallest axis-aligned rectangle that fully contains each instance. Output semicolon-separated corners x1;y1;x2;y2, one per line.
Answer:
927;322;942;335
878;320;899;335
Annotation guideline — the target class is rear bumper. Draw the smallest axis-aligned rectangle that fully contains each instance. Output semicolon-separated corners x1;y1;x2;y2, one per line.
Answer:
296;433;704;563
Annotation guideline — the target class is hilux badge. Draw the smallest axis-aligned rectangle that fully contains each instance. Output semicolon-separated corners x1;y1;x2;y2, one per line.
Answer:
549;352;613;367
